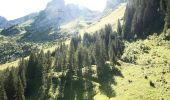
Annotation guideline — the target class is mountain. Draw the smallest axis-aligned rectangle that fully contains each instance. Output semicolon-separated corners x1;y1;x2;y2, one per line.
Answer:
0;0;170;99
123;0;170;39
0;13;37;29
24;0;100;41
9;13;38;26
0;16;9;28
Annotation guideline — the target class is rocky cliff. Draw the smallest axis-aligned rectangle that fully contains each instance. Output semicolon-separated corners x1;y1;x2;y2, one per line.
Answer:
25;0;100;41
123;0;170;39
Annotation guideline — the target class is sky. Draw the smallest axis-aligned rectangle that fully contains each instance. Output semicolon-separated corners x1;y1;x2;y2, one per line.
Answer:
0;0;107;20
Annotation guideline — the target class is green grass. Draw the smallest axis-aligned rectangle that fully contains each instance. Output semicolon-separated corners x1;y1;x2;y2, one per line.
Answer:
91;34;170;100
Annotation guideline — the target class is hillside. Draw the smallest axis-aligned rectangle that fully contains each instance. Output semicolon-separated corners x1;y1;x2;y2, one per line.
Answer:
80;3;126;34
60;3;126;36
113;34;170;99
0;0;170;100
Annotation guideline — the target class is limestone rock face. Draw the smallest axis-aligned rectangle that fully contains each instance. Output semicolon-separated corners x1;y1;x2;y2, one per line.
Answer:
123;0;166;39
24;0;100;41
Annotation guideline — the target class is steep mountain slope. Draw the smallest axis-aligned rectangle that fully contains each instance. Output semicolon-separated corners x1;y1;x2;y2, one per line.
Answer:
0;13;37;29
77;3;126;34
24;0;100;41
0;16;8;28
0;19;34;36
9;13;38;26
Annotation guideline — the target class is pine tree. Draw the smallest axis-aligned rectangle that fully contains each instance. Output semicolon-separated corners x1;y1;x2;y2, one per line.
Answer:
95;37;106;78
25;52;42;97
109;41;116;63
4;69;17;100
18;58;27;89
0;81;7;100
16;77;25;100
117;19;122;38
68;39;75;76
104;24;113;60
76;46;83;77
165;0;170;30
45;51;52;73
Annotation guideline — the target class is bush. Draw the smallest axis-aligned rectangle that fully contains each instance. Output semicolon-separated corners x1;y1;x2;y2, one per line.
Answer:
149;81;155;88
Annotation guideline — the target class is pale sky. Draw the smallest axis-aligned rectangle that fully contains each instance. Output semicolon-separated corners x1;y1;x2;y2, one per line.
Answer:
0;0;107;20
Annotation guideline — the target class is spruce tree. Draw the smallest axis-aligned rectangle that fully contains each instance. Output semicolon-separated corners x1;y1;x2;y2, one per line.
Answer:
95;37;106;78
68;39;75;76
0;81;7;100
18;58;27;89
77;46;83;77
104;25;112;60
4;69;17;100
117;19;122;38
16;77;25;100
45;51;52;73
165;0;170;30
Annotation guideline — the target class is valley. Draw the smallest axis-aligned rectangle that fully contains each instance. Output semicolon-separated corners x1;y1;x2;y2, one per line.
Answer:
0;0;170;100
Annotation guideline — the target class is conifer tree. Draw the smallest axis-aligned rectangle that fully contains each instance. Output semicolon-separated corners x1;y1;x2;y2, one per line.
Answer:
76;46;83;77
104;25;112;60
4;69;17;100
0;81;7;100
109;41;116;63
165;0;170;30
45;51;52;73
18;58;27;89
16;77;25;100
25;52;42;97
68;39;75;75
117;19;122;37
95;37;106;78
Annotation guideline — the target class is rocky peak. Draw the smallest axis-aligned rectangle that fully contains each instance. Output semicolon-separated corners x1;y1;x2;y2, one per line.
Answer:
0;16;8;28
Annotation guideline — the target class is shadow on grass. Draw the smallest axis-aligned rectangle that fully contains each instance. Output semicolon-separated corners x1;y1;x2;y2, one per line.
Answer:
97;63;124;98
62;77;95;100
55;63;124;99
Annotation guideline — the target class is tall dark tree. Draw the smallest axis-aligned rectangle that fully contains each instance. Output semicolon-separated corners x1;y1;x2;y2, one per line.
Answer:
76;46;84;77
18;58;27;89
68;39;76;75
109;41;116;63
165;0;170;30
4;69;17;100
25;52;42;98
45;51;52;73
16;77;25;100
104;25;112;60
0;81;7;100
117;19;122;38
95;37;106;78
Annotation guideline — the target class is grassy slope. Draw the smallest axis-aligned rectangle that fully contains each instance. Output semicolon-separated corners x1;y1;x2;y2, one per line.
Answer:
94;34;170;100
